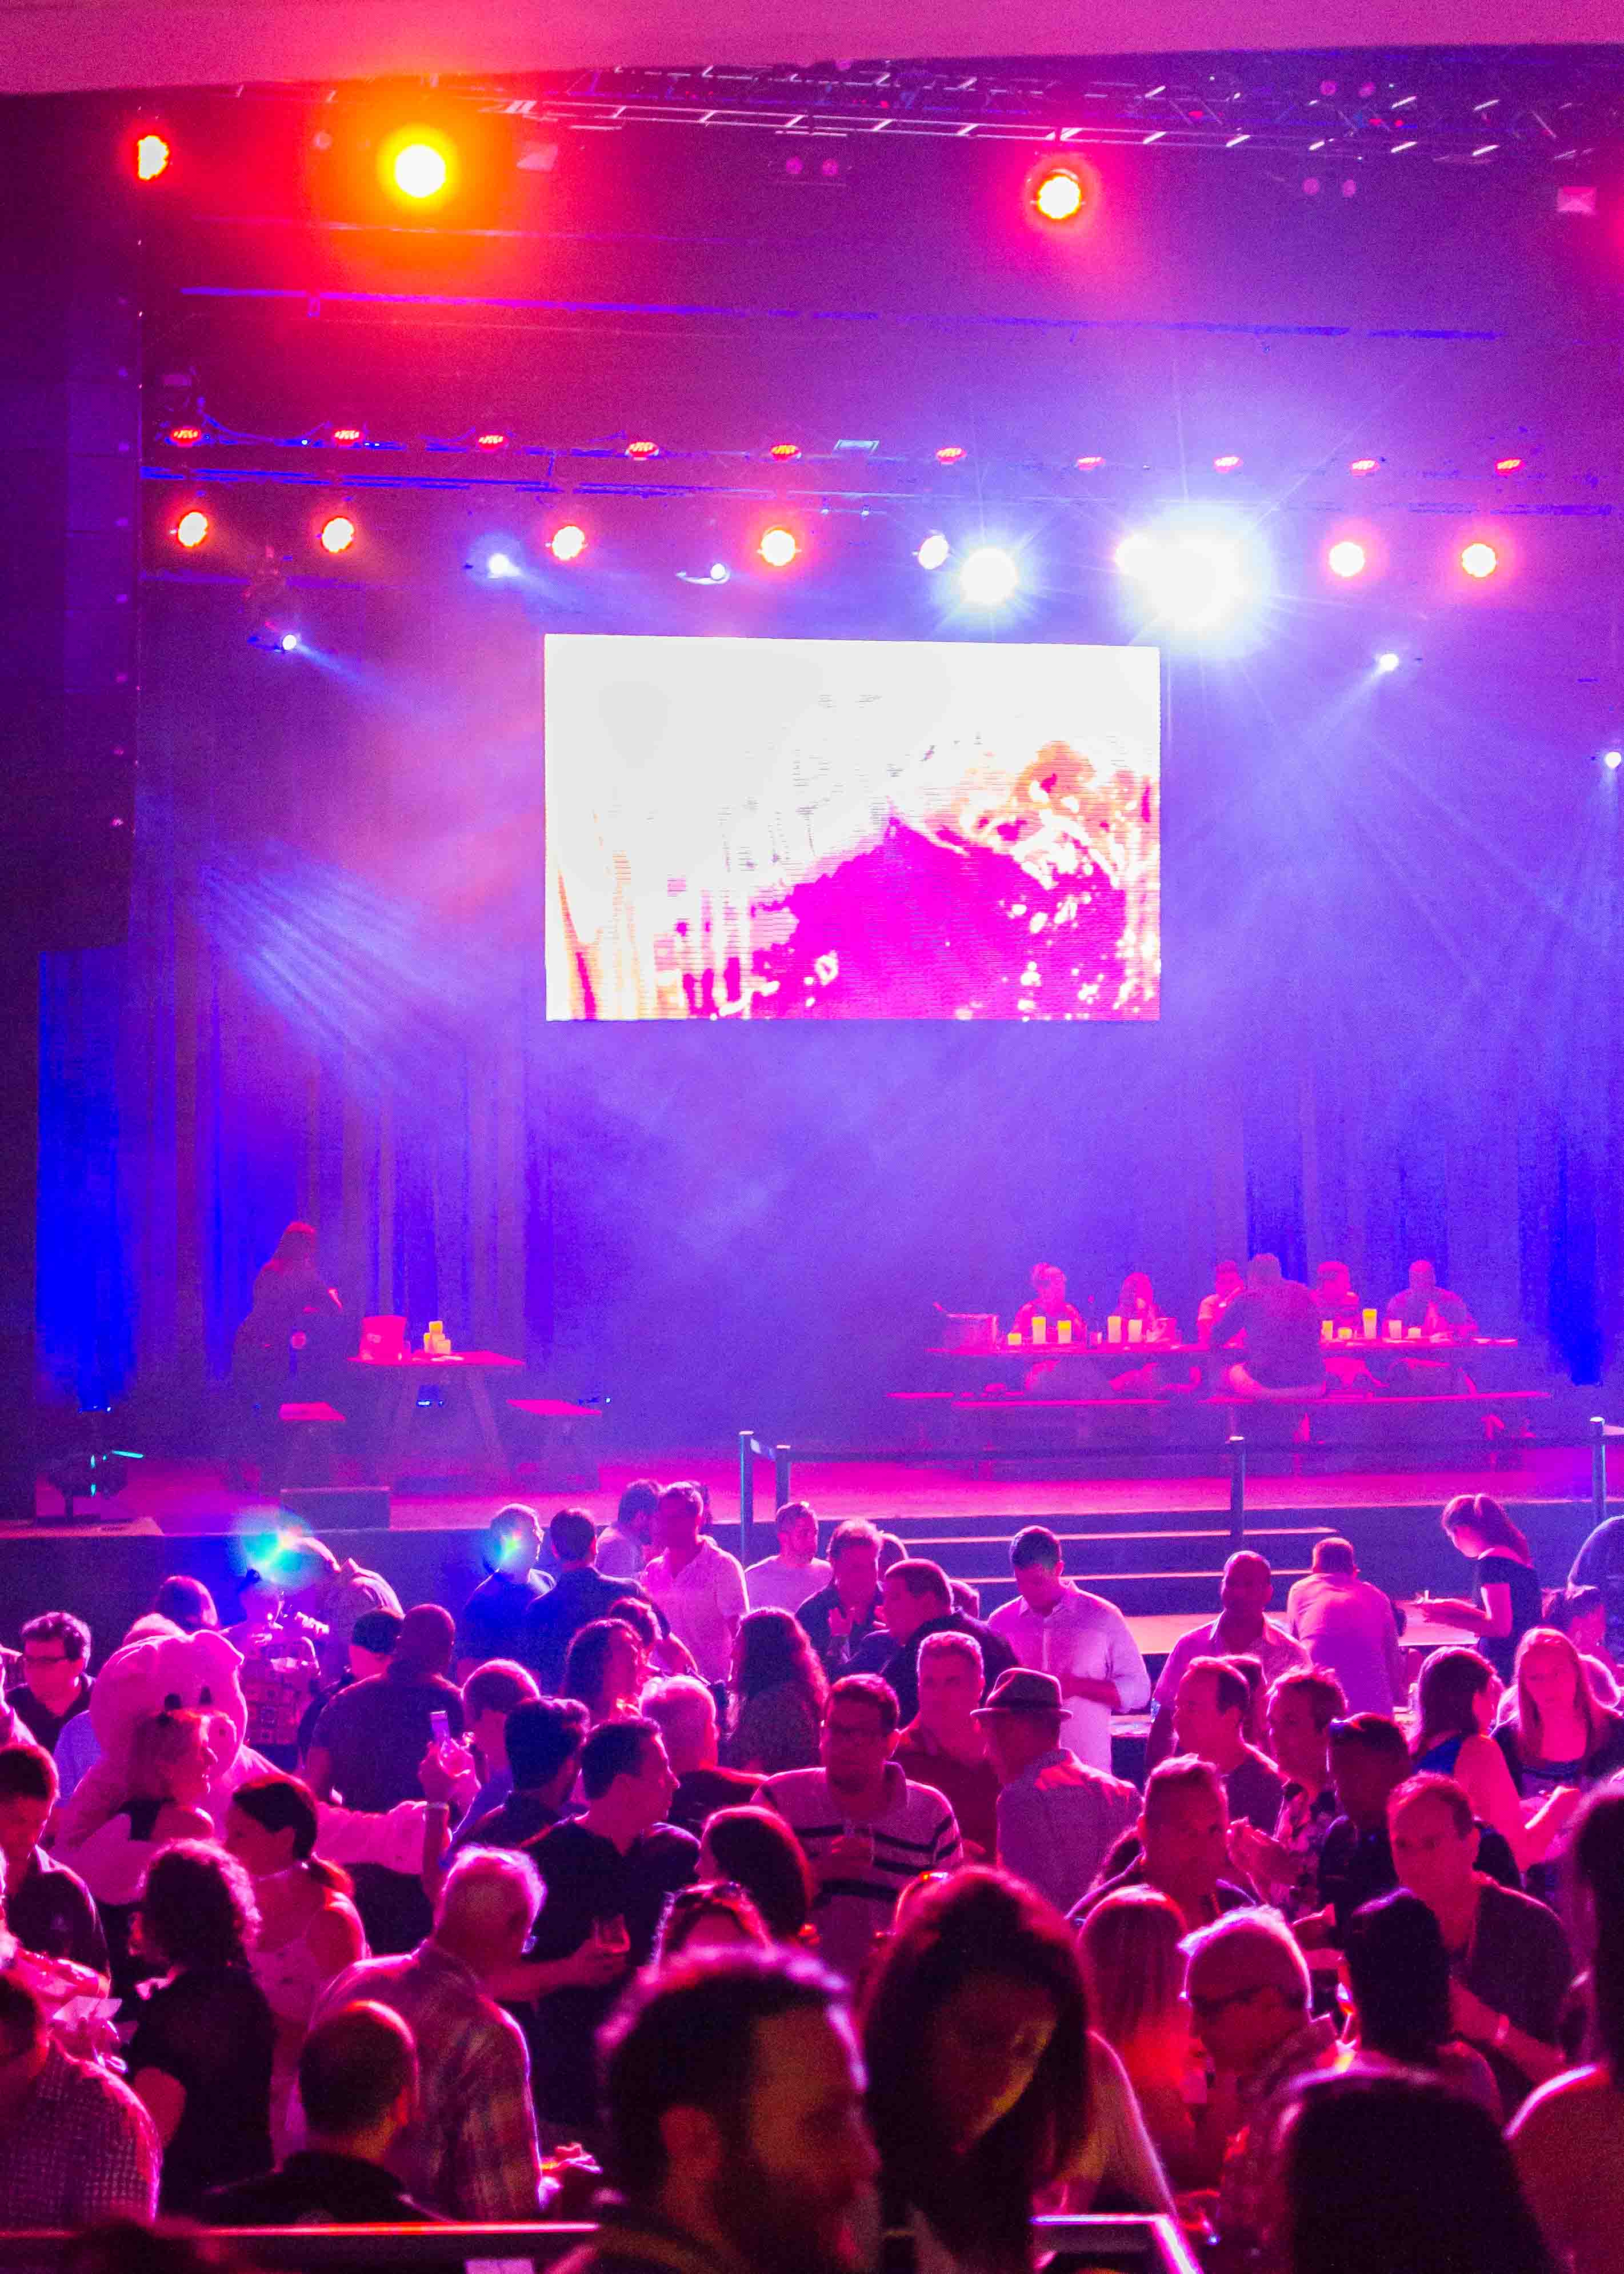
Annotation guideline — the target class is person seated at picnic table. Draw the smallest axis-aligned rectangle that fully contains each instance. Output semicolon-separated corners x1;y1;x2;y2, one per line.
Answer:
1010;1260;1085;1344
1209;1253;1327;1404
1197;1258;1245;1343
1385;1257;1478;1336
1311;1261;1364;1330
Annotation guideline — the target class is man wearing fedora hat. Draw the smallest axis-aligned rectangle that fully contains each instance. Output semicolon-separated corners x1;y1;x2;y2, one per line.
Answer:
974;1666;1138;1916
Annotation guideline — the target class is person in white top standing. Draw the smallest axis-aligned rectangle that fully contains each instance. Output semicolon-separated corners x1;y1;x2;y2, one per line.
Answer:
1285;1536;1406;1715
745;1502;834;1616
642;1482;748;1686
987;1528;1150;1773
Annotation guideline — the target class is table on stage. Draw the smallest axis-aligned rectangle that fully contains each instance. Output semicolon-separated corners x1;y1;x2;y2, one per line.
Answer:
926;1333;1519;1388
347;1350;523;1485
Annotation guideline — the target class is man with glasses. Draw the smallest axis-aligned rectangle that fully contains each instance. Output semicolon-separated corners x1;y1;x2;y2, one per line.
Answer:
7;1614;91;1756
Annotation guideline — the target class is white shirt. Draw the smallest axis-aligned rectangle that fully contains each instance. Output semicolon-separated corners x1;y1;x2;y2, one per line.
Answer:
594;1526;645;1582
987;1585;1151;1770
1285;1571;1406;1715
643;1536;749;1682
745;1554;834;1614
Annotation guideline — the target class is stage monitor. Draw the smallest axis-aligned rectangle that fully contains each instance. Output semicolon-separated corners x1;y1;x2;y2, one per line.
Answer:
543;634;1159;1021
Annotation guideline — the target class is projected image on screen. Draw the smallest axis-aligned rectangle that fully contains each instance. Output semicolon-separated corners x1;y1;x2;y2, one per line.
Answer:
544;634;1160;1021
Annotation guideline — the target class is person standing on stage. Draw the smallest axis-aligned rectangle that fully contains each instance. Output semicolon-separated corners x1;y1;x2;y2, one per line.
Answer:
231;1222;346;1485
988;1526;1149;1773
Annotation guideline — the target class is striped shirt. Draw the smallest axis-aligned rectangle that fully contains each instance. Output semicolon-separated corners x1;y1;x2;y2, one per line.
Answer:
755;1764;962;1983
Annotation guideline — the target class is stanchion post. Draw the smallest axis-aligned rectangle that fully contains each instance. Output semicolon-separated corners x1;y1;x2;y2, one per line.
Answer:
738;1430;757;1567
1227;1433;1246;1549
1593;1414;1609;1535
774;1443;793;1511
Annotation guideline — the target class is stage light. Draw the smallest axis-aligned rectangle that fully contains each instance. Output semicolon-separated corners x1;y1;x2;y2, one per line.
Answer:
319;514;357;555
1032;165;1086;223
960;547;1018;606
1075;455;1104;471
768;442;801;461
169;425;202;447
331;427;363;449
1350;457;1382;475
917;532;951;571
486;552;519;579
1605;749;1623;772
134;132;171;181
174;509;210;550
1461;540;1499;580
475;431;508;450
1375;651;1401;673
1327;538;1368;580
1213;454;1243;472
550;523;587;563
935;446;967;465
1494;456;1523;474
279;632;301;653
1115;529;1246;629
625;440;661;459
758;526;799;569
390;138;450;200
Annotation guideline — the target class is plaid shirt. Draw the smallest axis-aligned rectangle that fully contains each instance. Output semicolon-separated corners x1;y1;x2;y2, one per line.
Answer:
0;2041;158;2225
1216;2016;1339;2256
315;1941;542;2220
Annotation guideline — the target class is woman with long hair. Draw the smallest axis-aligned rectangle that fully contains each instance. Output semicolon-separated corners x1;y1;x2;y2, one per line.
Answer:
225;1773;365;2149
1077;1885;1217;2189
1429;1494;1543;1684
721;1606;827;1775
1410;1647;1572;1875
563;1617;644;1728
1340;1889;1498;2112
697;1805;817;1945
127;1841;277;2212
860;1868;1169;2274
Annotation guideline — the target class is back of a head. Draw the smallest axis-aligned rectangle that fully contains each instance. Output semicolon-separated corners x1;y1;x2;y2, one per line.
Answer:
505;1697;589;1789
1010;1527;1061;1573
1183;1907;1310;2013
151;1576;218;1634
1281;2068;1553;2274
642;1675;717;1772
393;1602;455;1680
1343;1891;1451;2065
1249;1252;1282;1287
1312;1536;1358;1577
1143;1753;1224;1827
1078;1886;1186;2050
550;1508;598;1564
581;1716;655;1800
889;1558;952;1610
435;1845;542;1952
701;1806;815;1942
0;1741;57;1808
463;1659;535;1720
274;1220;318;1265
351;1609;403;1660
139;1839;258;1969
299;2000;417;2137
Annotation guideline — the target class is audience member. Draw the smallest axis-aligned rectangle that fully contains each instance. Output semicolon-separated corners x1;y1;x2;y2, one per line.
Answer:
0;1973;158;2223
557;1950;877;2274
987;1527;1150;1773
1285;1538;1405;1714
1147;1551;1308;1769
1011;1260;1086;1344
973;1667;1137;1914
456;1506;550;1674
564;1617;645;1729
1173;1656;1285;1833
595;1478;662;1581
1073;1756;1253;1931
696;1805;818;1945
58;1708;213;1988
654;1880;771;1962
279;1538;403;1688
1228;1669;1344;1917
295;1606;401;1761
454;1696;588;1851
1411;1646;1575;1876
457;1657;541;1825
1497;1625;1624;1821
521;1509;655;1692
870;1560;1015;1724
150;1577;218;1635
8;1613;93;1755
602;1590;697;1682
1281;2068;1553;2274
1389;1771;1571;2111
1078;1886;1217;2189
127;1841;277;2212
1509;1787;1624;2274
893;1630;1001;1861
0;1742;107;1974
862;1868;1170;2267
721;1606;827;1773
1542;1583;1622;1702
1184;1908;1338;2259
1385;1257;1478;1335
203;2000;441;2224
230;1580;321;1769
223;1772;366;2148
642;1483;748;1687
1313;1711;1521;1938
1340;1888;1499;2111
797;1520;886;1676
521;1717;698;2145
315;1847;545;2217
641;1676;758;1833
1428;1493;1543;1683
757;1674;963;1984
745;1500;833;1614
1569;1511;1624;1664
1209;1251;1328;1404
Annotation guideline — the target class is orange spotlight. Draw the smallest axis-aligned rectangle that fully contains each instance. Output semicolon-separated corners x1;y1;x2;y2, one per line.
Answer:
169;424;202;447
768;442;801;461
319;514;357;555
1032;165;1086;223
175;509;209;549
379;127;455;204
1460;539;1499;580
475;431;509;450
134;132;171;182
625;440;661;459
550;524;587;563
758;526;799;569
1327;538;1367;580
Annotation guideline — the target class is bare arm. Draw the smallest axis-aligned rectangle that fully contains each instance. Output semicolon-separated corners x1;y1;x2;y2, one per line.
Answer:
130;2068;186;2149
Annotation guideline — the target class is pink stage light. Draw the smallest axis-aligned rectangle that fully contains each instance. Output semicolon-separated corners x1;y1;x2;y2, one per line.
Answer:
1327;538;1367;580
175;509;209;549
1350;457;1381;475
1213;454;1243;471
625;441;661;459
169;425;202;447
1033;166;1086;223
319;514;357;555
1494;456;1523;474
758;526;799;568
1460;539;1499;580
550;524;587;562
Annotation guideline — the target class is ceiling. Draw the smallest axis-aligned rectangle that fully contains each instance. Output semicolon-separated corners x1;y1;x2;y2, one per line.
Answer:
2;0;1621;96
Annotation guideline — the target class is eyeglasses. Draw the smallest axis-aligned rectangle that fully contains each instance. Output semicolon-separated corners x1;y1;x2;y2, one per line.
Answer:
1188;1983;1277;2024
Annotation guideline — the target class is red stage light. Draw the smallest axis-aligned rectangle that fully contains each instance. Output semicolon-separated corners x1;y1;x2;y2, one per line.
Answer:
1075;455;1105;470
769;442;801;460
1327;538;1368;580
1213;454;1243;471
134;133;171;182
1350;457;1381;475
1494;456;1523;474
331;427;363;448
1033;165;1086;223
935;446;967;465
550;524;587;563
169;425;202;447
625;441;661;459
1460;540;1499;580
174;509;209;549
758;526;799;569
475;431;508;450
390;139;450;200
319;514;357;555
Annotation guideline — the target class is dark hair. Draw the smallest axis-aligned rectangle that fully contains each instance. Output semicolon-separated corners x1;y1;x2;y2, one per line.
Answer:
1441;1493;1532;1564
617;1479;663;1525
391;1603;455;1680
1270;1668;1346;1731
273;1220;318;1264
507;1697;590;1790
862;1869;1091;2274
549;1508;597;1564
1343;1891;1454;2067
599;1949;846;2199
731;1608;829;1720
350;1609;403;1657
1280;2068;1554;2274
565;1618;639;1716
1010;1527;1061;1572
1573;1787;1624;2083
657;1880;771;1960
20;1610;91;1663
1249;1252;1282;1284
1411;1647;1496;1760
1327;1711;1411;1769
701;1806;816;1942
1312;1536;1358;1576
0;1971;43;2050
885;1559;953;1610
827;1672;900;1739
462;1660;535;1719
775;1499;817;1534
231;1773;351;1896
1182;1654;1250;1719
484;1505;540;1570
580;1715;659;1800
658;1482;705;1526
0;1742;56;1806
151;1576;217;1633
299;2000;416;2134
828;1520;882;1562
138;1840;258;1969
1142;1754;1225;1825
1547;1584;1606;1634
604;1595;659;1649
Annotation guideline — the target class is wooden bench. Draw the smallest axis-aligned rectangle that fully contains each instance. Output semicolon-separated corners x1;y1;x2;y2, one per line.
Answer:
505;1397;603;1492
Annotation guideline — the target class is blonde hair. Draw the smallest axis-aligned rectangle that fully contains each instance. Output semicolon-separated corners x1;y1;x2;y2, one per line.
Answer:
129;1707;211;1801
1078;1885;1187;2051
1513;1625;1611;1763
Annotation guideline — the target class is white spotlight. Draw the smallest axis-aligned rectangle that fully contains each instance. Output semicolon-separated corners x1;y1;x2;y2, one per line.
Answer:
1605;749;1623;772
917;531;950;572
1375;650;1401;674
1116;530;1245;629
487;552;519;579
959;547;1017;606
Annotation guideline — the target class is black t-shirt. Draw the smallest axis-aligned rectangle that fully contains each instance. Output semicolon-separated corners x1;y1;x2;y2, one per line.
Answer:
519;1819;698;2129
127;1965;275;2212
204;2149;441;2226
6;1678;91;1755
1317;1813;1523;1933
6;1848;108;1974
882;1614;1017;1725
1474;1552;1542;1683
520;1568;657;1693
311;1670;465;1812
458;1570;551;1667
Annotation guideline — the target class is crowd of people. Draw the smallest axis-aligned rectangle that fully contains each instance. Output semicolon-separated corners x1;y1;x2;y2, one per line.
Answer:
4;1478;1624;2272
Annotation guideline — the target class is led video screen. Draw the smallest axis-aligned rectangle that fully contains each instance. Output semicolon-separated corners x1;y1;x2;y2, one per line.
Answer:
543;634;1160;1020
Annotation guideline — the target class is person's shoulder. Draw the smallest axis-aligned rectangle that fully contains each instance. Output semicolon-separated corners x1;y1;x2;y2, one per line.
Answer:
645;1822;701;1864
1508;2062;1615;2140
1481;1874;1570;1941
985;1595;1021;1630
1065;1585;1133;1627
759;1767;827;1812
